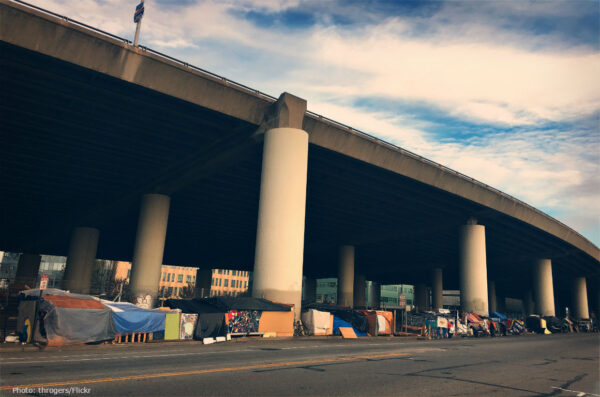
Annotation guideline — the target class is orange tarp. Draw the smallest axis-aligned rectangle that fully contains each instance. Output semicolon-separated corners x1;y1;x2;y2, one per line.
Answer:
43;295;105;309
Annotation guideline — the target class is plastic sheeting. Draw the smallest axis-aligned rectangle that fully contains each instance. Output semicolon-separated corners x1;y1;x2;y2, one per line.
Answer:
103;301;165;334
302;309;332;335
333;316;367;337
305;303;369;333
195;313;227;339
37;299;116;346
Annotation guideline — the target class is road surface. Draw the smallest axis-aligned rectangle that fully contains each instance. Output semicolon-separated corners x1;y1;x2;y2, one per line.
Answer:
1;333;598;396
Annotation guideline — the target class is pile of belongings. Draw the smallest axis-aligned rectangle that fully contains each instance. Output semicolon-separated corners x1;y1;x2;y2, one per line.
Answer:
543;316;571;333
465;312;490;337
17;289;116;346
526;315;552;334
303;303;369;336
165;296;293;339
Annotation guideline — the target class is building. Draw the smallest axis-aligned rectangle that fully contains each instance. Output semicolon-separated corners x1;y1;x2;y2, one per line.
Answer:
380;284;414;309
316;278;337;304
113;262;251;298
210;269;250;297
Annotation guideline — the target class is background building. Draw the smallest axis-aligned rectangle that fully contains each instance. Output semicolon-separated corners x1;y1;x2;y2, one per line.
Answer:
210;269;250;297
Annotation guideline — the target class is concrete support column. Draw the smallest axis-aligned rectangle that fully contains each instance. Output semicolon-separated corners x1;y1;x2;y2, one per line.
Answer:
337;245;355;307
130;194;170;308
62;227;99;294
431;268;443;311
524;290;535;316
533;259;555;317
370;282;380;309
303;278;317;303
252;127;309;320
194;268;212;298
14;254;42;288
488;280;497;313
572;277;589;320
415;283;428;312
459;220;489;316
354;274;366;308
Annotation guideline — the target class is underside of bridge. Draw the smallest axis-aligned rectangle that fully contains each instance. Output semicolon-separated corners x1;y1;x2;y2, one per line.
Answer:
2;39;598;303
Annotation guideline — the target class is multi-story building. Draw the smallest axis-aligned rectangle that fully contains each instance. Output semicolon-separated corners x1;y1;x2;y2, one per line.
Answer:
210;269;250;297
113;262;198;298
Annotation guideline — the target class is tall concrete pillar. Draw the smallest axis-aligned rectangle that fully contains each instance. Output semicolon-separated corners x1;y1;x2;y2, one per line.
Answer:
524;290;535;316
572;277;589;320
354;274;366;308
303;278;317;303
14;254;41;288
431;268;443;311
370;282;380;309
252;93;309;321
414;283;428;312
488;280;497;313
130;194;170;308
337;245;355;307
194;268;212;298
62;227;99;294
533;259;555;317
459;219;488;316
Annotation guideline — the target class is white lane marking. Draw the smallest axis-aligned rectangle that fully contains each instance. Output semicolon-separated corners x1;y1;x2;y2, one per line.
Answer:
551;386;600;396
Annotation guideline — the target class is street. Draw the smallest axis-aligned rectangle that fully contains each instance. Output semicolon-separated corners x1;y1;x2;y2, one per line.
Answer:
1;333;598;396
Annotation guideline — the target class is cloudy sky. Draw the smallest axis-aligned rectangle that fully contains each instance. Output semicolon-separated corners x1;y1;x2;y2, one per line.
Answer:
29;0;600;245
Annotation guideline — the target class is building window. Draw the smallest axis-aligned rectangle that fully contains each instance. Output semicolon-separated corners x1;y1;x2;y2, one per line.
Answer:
162;273;166;282
127;269;131;279
224;279;229;287
177;274;183;283
244;281;247;289
186;275;191;283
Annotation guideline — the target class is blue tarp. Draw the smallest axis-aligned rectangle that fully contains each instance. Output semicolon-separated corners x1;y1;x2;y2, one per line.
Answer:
103;302;165;334
333;316;367;337
490;312;508;321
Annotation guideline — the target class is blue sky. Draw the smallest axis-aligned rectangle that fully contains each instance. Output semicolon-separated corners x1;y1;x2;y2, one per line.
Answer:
31;0;600;246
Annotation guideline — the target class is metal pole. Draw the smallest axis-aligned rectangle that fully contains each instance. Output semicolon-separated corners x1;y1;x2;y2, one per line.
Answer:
133;0;144;47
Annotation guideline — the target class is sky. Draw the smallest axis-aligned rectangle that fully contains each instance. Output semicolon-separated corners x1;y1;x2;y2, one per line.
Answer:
29;0;600;246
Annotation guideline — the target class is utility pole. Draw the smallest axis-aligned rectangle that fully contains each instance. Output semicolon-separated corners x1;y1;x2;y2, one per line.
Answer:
133;0;145;47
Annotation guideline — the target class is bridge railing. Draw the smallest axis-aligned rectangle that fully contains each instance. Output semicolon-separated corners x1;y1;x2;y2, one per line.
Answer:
10;0;588;242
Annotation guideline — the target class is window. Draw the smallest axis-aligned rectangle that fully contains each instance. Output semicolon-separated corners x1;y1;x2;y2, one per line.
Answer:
218;269;222;274
193;276;196;281
127;269;131;279
219;279;222;286
244;281;247;289
186;275;191;283
162;273;166;282
167;287;173;295
224;279;229;287
212;278;216;286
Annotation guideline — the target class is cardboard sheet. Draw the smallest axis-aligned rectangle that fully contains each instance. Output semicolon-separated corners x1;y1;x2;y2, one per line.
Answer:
258;310;294;337
339;327;357;338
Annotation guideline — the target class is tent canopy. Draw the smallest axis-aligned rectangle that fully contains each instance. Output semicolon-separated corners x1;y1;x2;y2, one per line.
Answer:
103;301;165;334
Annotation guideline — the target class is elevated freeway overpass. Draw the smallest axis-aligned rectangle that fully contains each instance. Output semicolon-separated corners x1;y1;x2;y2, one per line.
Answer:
1;0;598;318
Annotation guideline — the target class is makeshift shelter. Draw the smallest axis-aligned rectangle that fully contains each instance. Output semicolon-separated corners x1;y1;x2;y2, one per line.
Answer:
304;303;369;334
333;316;367;337
302;309;333;335
102;301;165;335
165;296;293;338
18;289;115;346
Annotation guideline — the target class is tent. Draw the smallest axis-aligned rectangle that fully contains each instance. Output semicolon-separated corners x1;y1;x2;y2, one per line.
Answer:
333;316;367;337
19;289;115;346
304;303;369;334
102;301;165;335
302;309;333;335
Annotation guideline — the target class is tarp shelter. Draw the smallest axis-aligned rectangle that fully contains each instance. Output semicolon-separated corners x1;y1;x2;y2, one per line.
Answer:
305;303;369;334
333;316;367;337
18;289;115;346
302;309;333;336
102;301;165;334
165;297;293;338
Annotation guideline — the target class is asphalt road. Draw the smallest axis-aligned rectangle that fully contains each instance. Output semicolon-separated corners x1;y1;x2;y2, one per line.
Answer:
1;333;598;397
